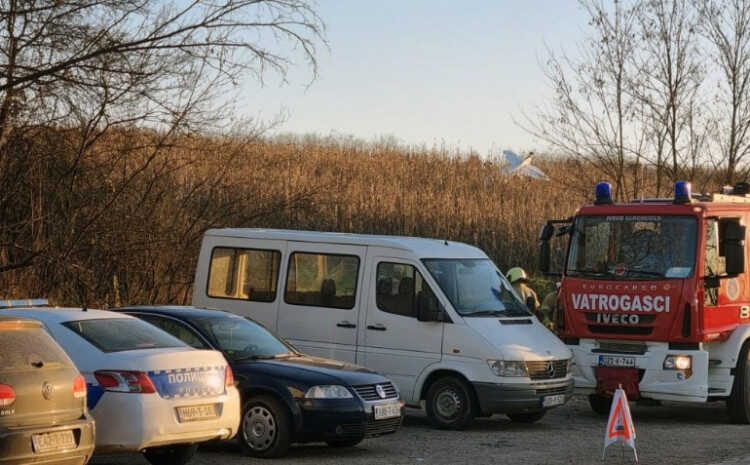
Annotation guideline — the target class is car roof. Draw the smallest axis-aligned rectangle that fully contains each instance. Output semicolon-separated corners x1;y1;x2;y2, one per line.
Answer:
205;228;488;259
0;307;137;324
114;305;230;320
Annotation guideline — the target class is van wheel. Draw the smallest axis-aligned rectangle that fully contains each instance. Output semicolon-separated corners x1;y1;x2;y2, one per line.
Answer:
507;410;546;423
239;395;291;458
588;394;612;416
728;342;750;424
425;377;475;430
142;444;198;465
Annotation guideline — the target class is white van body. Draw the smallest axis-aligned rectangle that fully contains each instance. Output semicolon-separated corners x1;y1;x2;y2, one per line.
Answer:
193;229;573;427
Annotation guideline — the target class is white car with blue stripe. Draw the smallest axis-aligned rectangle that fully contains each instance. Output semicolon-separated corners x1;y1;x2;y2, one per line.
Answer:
2;307;240;465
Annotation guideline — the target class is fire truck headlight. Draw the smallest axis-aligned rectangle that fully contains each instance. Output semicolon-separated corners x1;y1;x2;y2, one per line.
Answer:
488;360;528;377
663;355;692;371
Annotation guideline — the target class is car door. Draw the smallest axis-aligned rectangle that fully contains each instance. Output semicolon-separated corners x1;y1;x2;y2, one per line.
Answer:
358;256;443;403
276;242;365;363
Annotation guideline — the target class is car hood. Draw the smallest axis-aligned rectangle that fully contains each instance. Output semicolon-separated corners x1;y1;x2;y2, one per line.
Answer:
233;355;389;386
463;317;572;361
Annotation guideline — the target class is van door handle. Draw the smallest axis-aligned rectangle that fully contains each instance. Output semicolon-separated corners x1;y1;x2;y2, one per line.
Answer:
367;324;387;331
337;321;356;328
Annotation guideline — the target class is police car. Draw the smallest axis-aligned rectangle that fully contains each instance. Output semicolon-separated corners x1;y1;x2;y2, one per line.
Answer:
2;306;240;465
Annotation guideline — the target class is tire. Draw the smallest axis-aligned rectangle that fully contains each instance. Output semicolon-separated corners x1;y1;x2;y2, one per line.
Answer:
507;410;546;423
425;376;475;430
728;342;750;424
326;438;364;448
588;394;612;416
142;444;198;465
239;395;291;458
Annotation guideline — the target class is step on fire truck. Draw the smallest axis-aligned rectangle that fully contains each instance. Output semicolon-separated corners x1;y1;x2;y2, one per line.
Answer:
540;181;750;422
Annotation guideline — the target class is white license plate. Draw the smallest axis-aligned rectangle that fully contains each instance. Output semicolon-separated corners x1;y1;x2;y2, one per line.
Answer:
32;430;76;453
598;355;636;368
542;394;566;407
176;404;218;423
373;403;401;420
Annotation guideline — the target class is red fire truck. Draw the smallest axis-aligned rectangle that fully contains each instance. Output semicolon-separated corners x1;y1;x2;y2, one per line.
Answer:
540;181;750;422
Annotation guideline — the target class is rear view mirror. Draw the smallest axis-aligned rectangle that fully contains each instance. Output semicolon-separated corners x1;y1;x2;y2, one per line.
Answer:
720;219;746;275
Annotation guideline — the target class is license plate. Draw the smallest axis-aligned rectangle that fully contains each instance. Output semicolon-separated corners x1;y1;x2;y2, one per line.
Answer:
542;394;566;407
176;404;218;423
598;355;636;368
373;402;401;420
32;430;76;453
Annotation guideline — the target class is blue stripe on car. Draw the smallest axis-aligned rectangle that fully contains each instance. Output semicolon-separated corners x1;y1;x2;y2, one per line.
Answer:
148;367;226;399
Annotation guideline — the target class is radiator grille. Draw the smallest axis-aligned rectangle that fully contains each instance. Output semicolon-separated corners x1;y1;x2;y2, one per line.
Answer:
525;359;568;380
352;382;398;401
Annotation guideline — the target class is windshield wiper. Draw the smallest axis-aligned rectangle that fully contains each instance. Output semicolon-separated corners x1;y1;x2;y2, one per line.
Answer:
626;269;664;278
567;268;614;277
274;353;302;359
233;354;276;362
464;309;529;317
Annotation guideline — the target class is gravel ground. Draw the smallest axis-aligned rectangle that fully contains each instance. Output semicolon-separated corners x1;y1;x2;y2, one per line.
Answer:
91;396;750;465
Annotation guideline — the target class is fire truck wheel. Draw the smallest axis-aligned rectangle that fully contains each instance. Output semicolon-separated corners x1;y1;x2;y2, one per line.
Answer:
728;342;750;424
588;394;612;416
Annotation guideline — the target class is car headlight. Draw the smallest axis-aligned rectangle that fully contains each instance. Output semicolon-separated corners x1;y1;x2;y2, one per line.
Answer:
663;355;692;371
488;360;528;377
304;385;353;399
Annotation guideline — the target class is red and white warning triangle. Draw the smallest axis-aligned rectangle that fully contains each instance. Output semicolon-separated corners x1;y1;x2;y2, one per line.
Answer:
603;386;638;463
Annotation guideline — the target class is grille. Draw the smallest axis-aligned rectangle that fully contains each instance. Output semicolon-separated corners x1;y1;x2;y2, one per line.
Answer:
525;360;568;380
536;385;569;396
588;325;653;335
352;382;398;401
338;416;402;439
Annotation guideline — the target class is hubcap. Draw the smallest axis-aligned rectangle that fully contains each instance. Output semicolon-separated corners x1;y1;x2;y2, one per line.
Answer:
435;388;462;419
243;405;276;451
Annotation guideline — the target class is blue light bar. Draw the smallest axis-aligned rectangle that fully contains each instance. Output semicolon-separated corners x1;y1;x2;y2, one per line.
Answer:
0;298;49;309
674;180;692;204
595;182;613;205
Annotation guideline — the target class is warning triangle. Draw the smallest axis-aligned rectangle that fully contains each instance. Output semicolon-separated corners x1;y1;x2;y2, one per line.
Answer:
603;387;638;463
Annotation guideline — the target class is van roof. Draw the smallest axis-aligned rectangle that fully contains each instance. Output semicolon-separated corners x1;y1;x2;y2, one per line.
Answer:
205;228;488;259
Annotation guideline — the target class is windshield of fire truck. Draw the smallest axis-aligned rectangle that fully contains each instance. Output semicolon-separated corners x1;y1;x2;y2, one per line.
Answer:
566;215;697;279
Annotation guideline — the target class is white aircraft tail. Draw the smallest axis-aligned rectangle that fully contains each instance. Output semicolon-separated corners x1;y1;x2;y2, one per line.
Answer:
502;150;549;181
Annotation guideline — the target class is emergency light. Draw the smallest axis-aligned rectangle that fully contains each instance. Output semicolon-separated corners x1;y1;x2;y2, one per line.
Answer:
594;182;613;205
674;180;691;204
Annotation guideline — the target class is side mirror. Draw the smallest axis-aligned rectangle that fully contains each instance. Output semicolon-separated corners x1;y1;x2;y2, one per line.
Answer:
540;241;551;274
417;291;442;322
721;219;746;275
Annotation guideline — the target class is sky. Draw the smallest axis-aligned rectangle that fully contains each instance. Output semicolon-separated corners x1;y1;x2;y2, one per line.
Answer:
240;1;591;155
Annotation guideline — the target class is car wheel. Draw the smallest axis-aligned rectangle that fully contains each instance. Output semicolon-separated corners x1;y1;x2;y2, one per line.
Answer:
142;444;198;465
326;437;364;448
588;394;612;416
507;410;546;423
425;376;475;430
239;395;291;458
728;342;750;424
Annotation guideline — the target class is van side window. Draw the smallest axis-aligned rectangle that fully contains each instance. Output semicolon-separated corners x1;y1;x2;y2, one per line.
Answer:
376;262;436;318
284;252;360;309
207;247;281;302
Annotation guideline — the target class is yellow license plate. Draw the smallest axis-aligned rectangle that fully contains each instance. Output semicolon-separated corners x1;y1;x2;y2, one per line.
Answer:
176;404;218;422
32;430;76;453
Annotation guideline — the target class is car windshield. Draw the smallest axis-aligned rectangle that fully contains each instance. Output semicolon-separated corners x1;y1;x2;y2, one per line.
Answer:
567;215;698;279
422;258;530;316
188;314;295;362
64;318;187;353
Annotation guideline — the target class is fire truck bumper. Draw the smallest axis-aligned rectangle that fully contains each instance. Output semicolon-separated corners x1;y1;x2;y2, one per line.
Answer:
568;339;711;402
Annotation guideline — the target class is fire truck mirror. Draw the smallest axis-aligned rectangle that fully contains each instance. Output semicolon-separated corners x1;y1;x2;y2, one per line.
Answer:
540;240;551;273
720;219;746;275
704;275;720;290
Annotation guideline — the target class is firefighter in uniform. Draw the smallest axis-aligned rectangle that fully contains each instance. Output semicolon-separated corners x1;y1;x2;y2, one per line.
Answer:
506;267;543;321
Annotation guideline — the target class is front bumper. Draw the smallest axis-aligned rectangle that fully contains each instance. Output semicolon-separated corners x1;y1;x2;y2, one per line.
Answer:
0;414;95;465
295;397;403;443
91;386;240;453
473;379;574;415
569;339;711;402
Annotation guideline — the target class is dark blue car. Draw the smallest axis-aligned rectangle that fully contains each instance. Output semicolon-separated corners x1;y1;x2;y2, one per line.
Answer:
114;306;403;458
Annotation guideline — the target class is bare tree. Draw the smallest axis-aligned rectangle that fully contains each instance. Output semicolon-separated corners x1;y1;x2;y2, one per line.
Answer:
634;0;705;191
522;0;643;200
0;0;325;304
698;0;750;184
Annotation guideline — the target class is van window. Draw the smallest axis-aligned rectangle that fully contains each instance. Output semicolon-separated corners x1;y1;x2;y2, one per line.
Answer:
207;247;281;302
376;262;435;318
284;252;360;309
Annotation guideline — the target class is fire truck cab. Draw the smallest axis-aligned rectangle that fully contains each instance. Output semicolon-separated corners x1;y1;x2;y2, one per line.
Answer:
541;181;750;422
